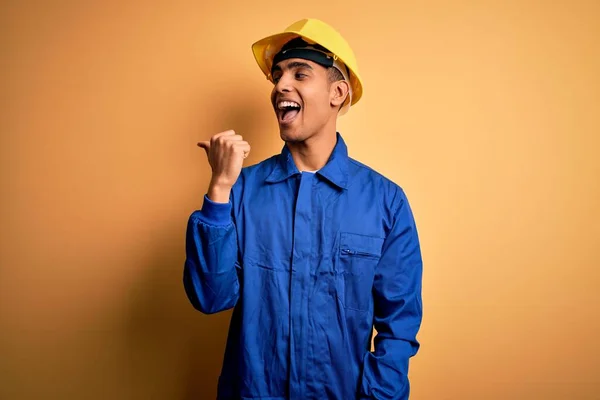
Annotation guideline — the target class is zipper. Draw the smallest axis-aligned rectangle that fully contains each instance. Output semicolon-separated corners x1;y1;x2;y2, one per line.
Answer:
341;248;378;257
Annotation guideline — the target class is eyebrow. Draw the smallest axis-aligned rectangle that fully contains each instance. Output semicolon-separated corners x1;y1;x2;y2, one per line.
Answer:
272;61;314;73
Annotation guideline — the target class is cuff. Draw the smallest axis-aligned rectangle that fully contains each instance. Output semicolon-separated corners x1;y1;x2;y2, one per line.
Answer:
199;194;232;226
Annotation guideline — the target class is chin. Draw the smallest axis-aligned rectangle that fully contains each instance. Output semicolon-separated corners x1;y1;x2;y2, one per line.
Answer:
278;125;304;142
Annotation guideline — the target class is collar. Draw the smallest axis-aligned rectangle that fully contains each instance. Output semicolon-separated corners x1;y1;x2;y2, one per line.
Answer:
265;132;350;189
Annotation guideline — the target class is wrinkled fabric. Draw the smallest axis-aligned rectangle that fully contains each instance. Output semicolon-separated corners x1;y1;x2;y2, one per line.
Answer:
184;132;423;400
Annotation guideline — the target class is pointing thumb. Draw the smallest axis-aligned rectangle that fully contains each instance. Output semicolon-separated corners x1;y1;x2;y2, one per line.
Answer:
197;141;210;156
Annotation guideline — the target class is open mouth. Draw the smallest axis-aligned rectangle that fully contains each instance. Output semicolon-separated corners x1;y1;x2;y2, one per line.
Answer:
277;101;302;124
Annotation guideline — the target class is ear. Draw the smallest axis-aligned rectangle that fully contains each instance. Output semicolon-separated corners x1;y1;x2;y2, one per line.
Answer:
330;80;350;108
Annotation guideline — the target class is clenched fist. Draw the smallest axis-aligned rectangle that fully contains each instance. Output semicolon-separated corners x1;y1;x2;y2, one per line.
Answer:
197;130;250;203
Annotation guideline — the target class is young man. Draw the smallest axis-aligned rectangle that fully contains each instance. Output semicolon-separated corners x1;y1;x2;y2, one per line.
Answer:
184;19;423;400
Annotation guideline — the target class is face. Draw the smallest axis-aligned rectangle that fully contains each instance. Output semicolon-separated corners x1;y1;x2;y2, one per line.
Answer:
270;58;347;142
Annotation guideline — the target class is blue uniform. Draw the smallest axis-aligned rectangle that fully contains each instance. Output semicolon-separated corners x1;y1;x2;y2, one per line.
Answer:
184;132;423;399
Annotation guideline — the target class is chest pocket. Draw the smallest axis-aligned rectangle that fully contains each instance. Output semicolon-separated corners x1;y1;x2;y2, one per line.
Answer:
337;232;385;312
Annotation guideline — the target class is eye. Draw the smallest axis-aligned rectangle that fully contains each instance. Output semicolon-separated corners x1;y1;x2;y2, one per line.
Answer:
295;72;307;79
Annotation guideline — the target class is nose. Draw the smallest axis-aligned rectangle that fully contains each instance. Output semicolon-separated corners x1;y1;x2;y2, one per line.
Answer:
274;72;293;94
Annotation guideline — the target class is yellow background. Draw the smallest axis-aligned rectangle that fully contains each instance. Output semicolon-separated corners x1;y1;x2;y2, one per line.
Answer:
1;1;599;399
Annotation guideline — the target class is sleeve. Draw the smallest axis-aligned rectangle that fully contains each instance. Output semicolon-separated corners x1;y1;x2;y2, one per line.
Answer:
359;189;424;399
182;191;241;314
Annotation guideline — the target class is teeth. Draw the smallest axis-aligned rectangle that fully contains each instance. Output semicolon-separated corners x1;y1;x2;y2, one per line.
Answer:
277;101;300;110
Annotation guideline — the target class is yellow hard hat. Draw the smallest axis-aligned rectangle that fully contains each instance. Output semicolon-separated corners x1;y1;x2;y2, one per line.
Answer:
251;18;363;113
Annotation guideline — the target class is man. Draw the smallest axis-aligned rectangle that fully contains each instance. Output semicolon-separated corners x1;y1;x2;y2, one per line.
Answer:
184;19;423;400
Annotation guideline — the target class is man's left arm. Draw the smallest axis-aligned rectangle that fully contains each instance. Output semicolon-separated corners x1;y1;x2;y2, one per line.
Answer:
360;189;424;400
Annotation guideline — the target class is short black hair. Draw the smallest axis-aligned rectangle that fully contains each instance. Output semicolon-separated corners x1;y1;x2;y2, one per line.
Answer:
327;67;344;83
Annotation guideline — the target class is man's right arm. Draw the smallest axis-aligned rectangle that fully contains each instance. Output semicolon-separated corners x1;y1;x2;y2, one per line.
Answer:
183;130;250;314
183;184;241;314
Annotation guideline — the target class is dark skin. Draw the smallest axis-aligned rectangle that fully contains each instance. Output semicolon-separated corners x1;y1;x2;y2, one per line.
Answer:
270;58;349;172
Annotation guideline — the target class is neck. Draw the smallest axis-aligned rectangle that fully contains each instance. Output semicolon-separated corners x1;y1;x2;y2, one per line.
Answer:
287;126;337;172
